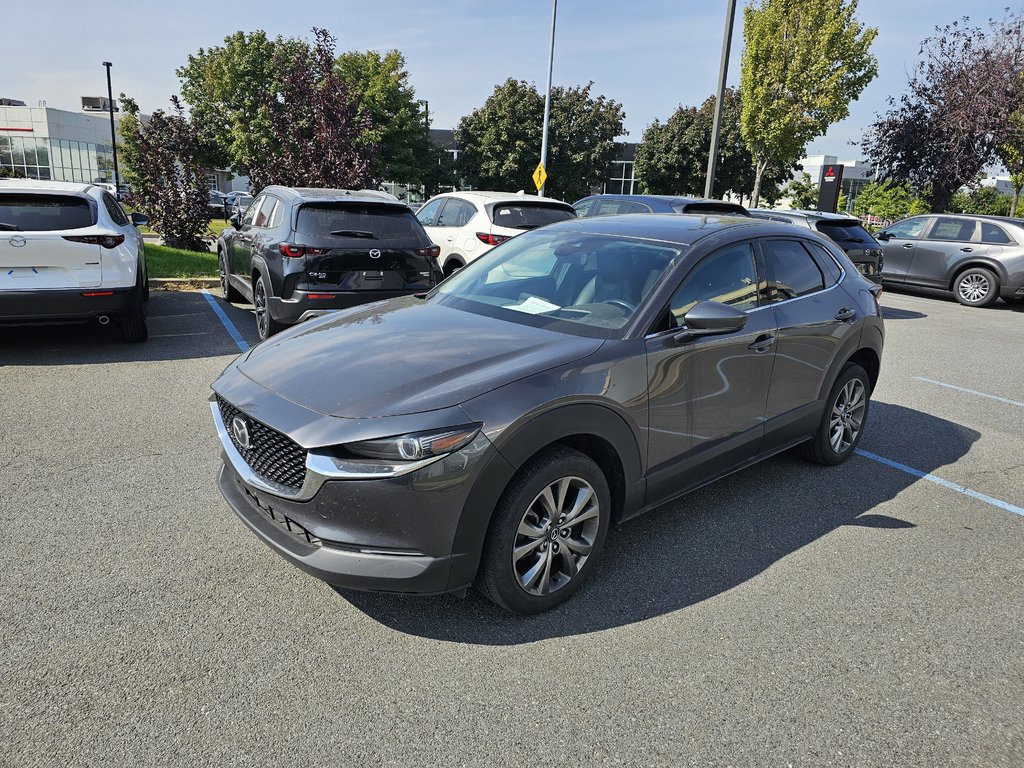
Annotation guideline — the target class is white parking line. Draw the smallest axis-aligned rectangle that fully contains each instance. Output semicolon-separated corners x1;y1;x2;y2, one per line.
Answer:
201;291;250;352
913;377;1024;408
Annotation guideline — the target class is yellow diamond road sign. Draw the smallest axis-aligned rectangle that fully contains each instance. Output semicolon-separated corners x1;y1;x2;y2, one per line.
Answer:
532;163;547;192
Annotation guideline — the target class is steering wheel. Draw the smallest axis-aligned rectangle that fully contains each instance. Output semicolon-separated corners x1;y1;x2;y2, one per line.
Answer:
602;299;636;313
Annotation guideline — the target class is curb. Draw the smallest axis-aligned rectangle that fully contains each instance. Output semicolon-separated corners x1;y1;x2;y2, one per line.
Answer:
150;277;220;291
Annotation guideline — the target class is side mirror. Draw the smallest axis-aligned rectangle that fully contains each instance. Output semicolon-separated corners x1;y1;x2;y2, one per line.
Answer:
229;213;242;229
130;212;149;227
672;300;748;342
875;231;890;241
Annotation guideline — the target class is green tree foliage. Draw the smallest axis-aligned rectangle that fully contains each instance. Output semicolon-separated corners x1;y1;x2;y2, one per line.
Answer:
633;88;790;201
176;30;304;173
863;14;1024;212
997;108;1024;216
741;0;878;207
786;172;819;209
851;180;929;223
119;95;210;251
456;79;625;201
951;186;1012;216
336;50;432;185
248;29;376;190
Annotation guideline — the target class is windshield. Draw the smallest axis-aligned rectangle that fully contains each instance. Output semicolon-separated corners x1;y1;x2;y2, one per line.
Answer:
489;202;576;230
0;194;95;231
436;229;682;337
816;220;878;247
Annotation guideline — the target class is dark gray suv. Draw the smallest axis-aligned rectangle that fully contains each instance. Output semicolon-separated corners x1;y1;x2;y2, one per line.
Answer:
211;214;884;614
875;214;1024;307
217;186;443;339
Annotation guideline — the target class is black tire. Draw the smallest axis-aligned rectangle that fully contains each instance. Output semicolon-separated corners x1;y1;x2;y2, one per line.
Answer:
476;446;611;614
253;274;285;340
120;305;148;343
219;250;242;302
953;267;999;308
1002;296;1024;306
799;363;870;466
443;258;464;277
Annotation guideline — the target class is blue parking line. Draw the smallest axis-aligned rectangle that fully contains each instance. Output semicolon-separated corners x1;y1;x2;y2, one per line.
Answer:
913;377;1024;408
201;291;250;352
855;449;1024;518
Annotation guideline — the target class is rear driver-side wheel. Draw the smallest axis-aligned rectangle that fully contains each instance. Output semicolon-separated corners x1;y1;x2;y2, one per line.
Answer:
253;274;285;340
220;251;242;302
799;363;870;466
476;446;611;614
953;267;999;308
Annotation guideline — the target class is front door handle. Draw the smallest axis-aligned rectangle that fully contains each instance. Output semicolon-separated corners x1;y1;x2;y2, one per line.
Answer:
835;307;857;322
960;247;973;252
901;243;915;249
747;334;776;352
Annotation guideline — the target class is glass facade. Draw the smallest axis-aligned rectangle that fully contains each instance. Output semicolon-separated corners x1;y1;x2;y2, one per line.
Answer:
0;135;52;179
49;138;114;184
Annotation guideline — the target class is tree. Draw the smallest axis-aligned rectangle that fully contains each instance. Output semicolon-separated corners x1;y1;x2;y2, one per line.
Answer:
997;107;1024;216
177;30;305;173
336;50;432;185
786;172;819;209
951;185;1012;216
741;0;878;208
851;180;929;223
248;29;377;190
862;14;1024;212
634;88;791;201
456;79;625;200
118;95;210;251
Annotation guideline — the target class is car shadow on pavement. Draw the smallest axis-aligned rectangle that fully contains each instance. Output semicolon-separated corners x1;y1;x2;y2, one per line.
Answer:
881;306;927;320
883;285;1024;312
341;402;980;644
0;290;257;365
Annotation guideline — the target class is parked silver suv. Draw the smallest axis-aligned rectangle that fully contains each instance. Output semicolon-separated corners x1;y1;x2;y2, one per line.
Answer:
875;214;1024;307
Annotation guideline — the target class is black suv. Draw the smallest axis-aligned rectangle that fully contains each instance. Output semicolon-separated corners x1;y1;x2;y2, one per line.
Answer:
749;209;884;283
217;187;443;339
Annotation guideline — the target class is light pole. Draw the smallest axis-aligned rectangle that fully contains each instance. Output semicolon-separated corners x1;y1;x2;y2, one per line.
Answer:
538;0;557;197
102;61;120;195
704;0;738;199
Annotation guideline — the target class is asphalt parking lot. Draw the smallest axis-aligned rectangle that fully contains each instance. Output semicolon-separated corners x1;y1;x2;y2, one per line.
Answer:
1;288;1021;767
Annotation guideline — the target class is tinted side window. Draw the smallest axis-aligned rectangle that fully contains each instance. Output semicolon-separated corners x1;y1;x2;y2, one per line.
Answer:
669;242;760;325
416;197;445;226
101;193;129;226
805;241;843;286
252;196;278;228
885;217;928;239
438;199;476;227
242;195;264;227
593;200;629;216
763;239;826;301
572;200;592;216
928;217;975;242
980;221;1013;244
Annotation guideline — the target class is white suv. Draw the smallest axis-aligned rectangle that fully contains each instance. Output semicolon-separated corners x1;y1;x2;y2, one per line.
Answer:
0;179;150;341
416;191;576;275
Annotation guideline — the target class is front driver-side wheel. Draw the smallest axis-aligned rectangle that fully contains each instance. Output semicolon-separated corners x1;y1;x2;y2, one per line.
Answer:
800;363;871;466
253;274;285;340
476;446;610;614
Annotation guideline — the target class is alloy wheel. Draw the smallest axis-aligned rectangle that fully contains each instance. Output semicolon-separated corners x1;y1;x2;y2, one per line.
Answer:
958;273;990;303
219;255;229;298
829;378;866;454
254;278;268;338
512;476;600;596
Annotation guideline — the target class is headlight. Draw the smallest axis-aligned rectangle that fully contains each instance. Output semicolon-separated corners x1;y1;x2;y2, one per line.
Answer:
344;425;481;461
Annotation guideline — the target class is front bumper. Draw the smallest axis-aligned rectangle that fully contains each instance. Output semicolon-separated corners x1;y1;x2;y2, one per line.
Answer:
0;285;139;324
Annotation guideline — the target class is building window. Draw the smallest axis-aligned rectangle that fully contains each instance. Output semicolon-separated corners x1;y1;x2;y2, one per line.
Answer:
0;136;51;180
604;160;635;195
48;138;113;184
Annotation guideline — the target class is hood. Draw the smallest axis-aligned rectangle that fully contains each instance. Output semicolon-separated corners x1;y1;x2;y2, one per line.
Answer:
237;297;604;418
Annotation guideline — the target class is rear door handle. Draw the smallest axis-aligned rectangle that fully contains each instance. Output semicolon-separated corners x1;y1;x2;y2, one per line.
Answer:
835;307;857;322
747;334;775;352
901;243;915;249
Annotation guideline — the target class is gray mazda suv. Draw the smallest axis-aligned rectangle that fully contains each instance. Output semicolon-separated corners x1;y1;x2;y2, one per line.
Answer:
211;214;884;614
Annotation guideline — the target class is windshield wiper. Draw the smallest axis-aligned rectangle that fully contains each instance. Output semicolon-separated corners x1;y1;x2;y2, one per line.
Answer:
329;229;376;238
0;222;21;231
840;236;865;243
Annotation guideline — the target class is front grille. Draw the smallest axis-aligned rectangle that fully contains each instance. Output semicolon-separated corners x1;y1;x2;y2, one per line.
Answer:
238;481;322;548
217;396;307;490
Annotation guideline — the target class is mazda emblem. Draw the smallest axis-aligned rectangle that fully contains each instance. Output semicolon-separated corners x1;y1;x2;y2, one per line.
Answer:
9;235;26;248
369;249;381;259
231;415;251;450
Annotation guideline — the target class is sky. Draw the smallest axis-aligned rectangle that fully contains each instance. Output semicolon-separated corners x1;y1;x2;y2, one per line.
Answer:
1;0;1017;158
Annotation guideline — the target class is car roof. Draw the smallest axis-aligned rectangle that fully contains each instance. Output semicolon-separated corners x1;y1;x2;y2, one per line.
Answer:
436;190;571;206
578;193;749;214
0;179;100;196
749;208;863;224
262;186;405;205
542;212;803;246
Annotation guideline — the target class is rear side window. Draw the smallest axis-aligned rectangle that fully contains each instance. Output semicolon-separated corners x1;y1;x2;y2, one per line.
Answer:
296;203;425;240
252;196;278;228
102;193;129;226
815;220;876;248
929;217;975;242
490;203;575;230
762;239;826;301
0;194;96;231
804;241;843;286
436;199;476;227
592;199;632;216
980;221;1013;244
